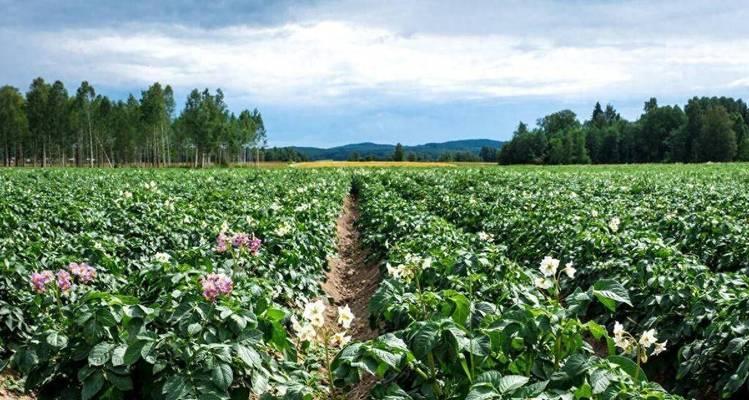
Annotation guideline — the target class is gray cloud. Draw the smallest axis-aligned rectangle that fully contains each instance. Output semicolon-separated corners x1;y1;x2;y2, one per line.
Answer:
1;0;748;107
0;0;307;29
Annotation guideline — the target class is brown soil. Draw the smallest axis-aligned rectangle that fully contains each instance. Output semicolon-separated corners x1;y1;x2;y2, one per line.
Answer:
322;194;381;399
0;371;33;400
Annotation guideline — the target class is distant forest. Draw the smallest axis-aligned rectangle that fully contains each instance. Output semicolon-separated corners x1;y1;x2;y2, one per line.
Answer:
499;97;749;164
0;78;268;167
2;77;748;167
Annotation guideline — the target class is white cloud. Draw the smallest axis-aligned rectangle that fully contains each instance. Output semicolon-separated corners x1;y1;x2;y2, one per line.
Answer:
30;20;749;105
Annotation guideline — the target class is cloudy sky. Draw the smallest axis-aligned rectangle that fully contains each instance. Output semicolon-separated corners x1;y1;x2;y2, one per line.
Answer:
1;0;748;147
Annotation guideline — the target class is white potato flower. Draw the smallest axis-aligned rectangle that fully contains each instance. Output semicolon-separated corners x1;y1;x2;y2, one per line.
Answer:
478;231;494;242
275;224;291;237
297;323;317;343
399;266;416;282
563;262;576;278
614;334;633;352
291;316;303;333
153;252;171;263
539;256;560;277
609;217;621;232
652;340;668;356
303;300;327;328
330;331;351;348
534;277;553;290
613;321;625;337
337;305;355;329
639;329;658;348
386;263;403;279
308;313;325;329
121;190;133;199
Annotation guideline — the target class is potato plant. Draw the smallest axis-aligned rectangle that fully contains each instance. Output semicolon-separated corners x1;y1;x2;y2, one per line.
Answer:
1;165;746;400
369;166;749;398
0;169;350;399
332;175;680;399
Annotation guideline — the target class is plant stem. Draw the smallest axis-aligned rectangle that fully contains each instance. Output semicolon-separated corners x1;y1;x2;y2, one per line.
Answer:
415;275;427;318
53;289;65;321
324;330;338;400
426;351;441;397
554;335;561;369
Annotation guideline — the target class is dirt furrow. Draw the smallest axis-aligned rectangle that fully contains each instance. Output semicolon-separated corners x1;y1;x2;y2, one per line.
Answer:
322;194;381;399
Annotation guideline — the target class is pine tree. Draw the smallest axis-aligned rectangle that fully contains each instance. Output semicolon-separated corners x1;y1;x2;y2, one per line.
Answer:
393;143;405;161
696;106;737;162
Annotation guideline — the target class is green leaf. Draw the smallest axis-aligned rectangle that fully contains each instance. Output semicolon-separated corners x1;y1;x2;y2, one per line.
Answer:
111;345;127;366
234;344;261;369
211;363;233;390
82;370;104;400
163;374;190;400
465;384;498;400
445;290;470;327
590;368;613;394
410;322;439;358
88;342;115;366
563;353;590;377
592;280;632;312
369;347;401;370
107;373;134;391
468;335;491;357
263;308;286;322
584;321;607;341
123;341;145;365
96;308;118;327
475;371;502;386
141;341;157;364
46;332;68;348
723;356;749;395
187;323;202;336
608;355;647;383
497;375;528;393
574;382;593;399
250;369;269;394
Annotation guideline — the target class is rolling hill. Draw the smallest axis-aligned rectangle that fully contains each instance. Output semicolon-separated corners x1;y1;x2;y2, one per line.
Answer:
290;139;504;161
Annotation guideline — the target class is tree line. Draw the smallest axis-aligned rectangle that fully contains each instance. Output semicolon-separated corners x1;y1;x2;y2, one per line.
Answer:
0;78;267;167
345;144;496;162
498;97;749;164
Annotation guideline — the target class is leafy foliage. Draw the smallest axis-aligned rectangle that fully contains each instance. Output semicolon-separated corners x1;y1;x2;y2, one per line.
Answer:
0;168;350;399
359;166;749;398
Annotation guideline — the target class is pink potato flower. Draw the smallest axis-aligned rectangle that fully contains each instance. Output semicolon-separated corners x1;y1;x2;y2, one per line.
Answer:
231;233;251;249
68;262;96;283
200;273;233;302
247;236;262;256
30;270;54;293
56;270;73;292
217;232;262;256
215;232;230;253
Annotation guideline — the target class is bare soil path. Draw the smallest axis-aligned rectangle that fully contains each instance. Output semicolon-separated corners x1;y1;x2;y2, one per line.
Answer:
322;194;381;399
0;371;33;400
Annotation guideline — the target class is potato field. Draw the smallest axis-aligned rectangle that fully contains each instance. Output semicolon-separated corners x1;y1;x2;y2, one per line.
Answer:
1;165;748;400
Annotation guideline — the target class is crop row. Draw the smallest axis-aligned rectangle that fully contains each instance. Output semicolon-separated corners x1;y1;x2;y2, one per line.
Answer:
373;168;749;398
332;172;681;399
387;167;749;272
0;169;350;399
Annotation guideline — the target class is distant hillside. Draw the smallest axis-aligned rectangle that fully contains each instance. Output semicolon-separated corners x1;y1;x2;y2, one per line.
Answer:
291;139;504;161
